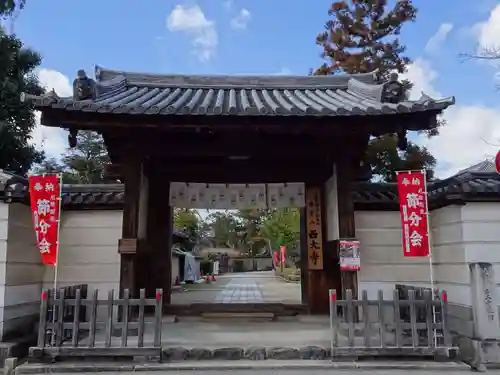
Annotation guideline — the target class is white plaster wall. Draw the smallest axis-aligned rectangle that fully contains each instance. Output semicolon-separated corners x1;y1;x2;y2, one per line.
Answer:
356;205;468;305
2;203;42;339
43;211;122;298
461;203;500;301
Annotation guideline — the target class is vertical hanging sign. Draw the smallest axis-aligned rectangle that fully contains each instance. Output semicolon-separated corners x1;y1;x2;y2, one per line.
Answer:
305;186;324;270
28;175;62;265
396;170;430;257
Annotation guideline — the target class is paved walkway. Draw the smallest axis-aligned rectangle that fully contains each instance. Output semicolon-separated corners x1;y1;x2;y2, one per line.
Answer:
172;271;301;304
214;274;264;303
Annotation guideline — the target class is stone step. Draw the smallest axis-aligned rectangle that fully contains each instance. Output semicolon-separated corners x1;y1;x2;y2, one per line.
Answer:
15;360;472;374
200;312;275;321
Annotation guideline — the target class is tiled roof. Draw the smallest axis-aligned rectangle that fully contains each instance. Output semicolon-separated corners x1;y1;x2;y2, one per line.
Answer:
2;167;499;212
22;66;455;117
353;170;500;209
56;172;500;210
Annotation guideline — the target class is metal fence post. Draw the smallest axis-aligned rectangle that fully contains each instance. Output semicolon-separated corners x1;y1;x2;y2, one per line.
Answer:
329;289;338;353
153;289;163;347
37;290;48;348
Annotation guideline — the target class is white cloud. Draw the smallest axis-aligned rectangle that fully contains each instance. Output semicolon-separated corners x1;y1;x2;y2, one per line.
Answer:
424;23;453;55
474;4;500;49
406;59;500;178
30;69;70;159
402;58;440;99
230;8;251;30
167;5;218;62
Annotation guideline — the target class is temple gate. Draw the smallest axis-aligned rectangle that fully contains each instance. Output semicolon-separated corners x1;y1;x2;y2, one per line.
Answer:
24;67;453;314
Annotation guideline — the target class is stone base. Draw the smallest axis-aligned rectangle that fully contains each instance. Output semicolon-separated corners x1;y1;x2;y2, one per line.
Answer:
0;333;37;367
15;360;472;374
452;335;500;372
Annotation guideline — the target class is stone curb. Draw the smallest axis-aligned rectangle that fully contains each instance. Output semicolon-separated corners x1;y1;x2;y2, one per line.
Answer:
274;274;300;284
15;360;471;373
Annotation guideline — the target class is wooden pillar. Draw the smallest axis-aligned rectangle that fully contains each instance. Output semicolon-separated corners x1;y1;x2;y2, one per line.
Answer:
299;207;308;305
118;157;148;298
336;159;359;300
304;184;329;314
145;164;173;307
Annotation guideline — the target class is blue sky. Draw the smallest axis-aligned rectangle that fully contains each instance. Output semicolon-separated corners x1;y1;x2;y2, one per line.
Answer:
12;0;500;177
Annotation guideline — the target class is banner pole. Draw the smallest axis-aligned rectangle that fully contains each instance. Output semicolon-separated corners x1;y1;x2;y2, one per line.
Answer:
53;173;63;293
51;173;63;346
423;170;437;346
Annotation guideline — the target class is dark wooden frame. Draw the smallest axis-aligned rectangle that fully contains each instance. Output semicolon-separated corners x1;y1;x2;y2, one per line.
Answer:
33;93;445;315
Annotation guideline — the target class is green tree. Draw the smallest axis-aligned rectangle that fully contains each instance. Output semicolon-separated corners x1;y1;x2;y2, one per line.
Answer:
60;131;110;183
315;0;439;181
31;157;79;183
173;208;201;239
34;131;111;183
0;26;44;176
235;209;268;256
205;211;240;248
366;135;436;182
0;0;24;18
260;208;300;254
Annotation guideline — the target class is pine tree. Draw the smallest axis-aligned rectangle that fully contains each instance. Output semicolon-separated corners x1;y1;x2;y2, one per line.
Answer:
34;131;112;184
315;0;438;182
0;26;44;176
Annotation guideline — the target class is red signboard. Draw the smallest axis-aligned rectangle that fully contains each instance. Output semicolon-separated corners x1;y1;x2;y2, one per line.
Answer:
396;171;430;257
28;175;62;265
495;151;500;174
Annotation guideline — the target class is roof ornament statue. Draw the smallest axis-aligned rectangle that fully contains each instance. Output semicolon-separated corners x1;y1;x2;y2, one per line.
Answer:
73;69;96;101
381;73;406;104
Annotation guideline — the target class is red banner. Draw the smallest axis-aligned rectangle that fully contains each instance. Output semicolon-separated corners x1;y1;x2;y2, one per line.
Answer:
396;171;430;257
273;251;278;266
28;175;61;265
280;246;286;263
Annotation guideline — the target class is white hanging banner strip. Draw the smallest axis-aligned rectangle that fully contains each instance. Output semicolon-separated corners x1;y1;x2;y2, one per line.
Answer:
169;182;187;207
170;182;303;209
211;184;228;209
277;183;289;208
267;183;283;208
227;184;239;209
188;183;206;208
246;184;260;209
234;184;247;209
286;182;306;208
186;183;198;208
205;184;219;209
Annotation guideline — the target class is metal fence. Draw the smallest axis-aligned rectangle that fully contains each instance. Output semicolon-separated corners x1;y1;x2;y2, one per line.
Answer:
329;288;453;358
31;288;163;360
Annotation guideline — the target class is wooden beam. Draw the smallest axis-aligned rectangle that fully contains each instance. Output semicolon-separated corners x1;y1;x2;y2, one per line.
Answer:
39;107;442;135
148;159;333;184
103;132;341;159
